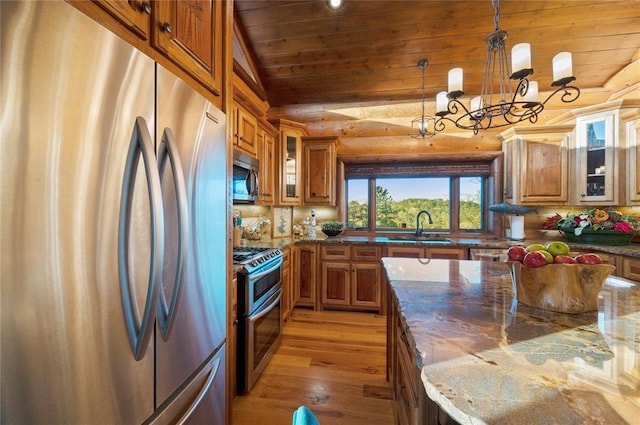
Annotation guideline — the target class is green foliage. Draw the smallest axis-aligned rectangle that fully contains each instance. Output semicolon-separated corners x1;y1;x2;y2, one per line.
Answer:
347;188;482;231
375;186;398;227
320;221;344;231
347;200;368;228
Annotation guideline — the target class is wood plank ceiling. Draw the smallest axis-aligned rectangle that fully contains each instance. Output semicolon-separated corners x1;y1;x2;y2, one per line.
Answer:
234;0;640;147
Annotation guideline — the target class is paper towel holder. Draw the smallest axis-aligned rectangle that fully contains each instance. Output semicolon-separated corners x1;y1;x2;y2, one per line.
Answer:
488;202;538;241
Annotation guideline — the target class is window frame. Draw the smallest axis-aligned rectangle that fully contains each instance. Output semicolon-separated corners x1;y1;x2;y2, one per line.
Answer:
342;161;496;237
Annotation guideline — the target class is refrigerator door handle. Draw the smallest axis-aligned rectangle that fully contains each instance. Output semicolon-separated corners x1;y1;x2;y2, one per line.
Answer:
174;356;221;425
118;116;165;360
157;127;189;340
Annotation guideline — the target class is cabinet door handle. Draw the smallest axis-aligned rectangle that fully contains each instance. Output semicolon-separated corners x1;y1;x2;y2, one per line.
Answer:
139;1;151;14
580;193;586;197
399;384;410;409
161;22;172;33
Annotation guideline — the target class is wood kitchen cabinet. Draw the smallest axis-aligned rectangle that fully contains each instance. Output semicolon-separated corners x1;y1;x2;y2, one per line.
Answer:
93;0;151;40
270;119;308;206
625;111;640;205
620;256;640;282
71;0;226;103
567;100;640;205
233;102;258;157
573;108;621;205
351;245;382;309
229;273;238;397
151;0;223;97
385;245;466;260
302;136;338;206
257;124;276;205
281;246;294;321
320;244;382;312
296;243;317;308
498;125;573;205
389;291;442;425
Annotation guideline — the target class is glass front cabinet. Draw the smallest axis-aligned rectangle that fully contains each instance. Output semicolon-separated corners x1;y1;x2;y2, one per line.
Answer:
270;119;308;206
574;110;618;204
626;111;640;205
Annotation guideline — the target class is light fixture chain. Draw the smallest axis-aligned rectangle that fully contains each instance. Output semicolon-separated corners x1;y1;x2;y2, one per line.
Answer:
492;0;500;30
421;63;426;120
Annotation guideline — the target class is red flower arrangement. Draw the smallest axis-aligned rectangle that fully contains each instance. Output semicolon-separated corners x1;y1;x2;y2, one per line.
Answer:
543;209;639;235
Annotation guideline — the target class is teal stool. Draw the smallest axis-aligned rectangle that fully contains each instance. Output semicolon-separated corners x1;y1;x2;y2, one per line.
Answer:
292;406;320;425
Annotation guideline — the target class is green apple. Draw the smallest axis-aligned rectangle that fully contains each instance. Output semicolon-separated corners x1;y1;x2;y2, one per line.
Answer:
539;250;554;264
526;243;547;252
545;241;570;257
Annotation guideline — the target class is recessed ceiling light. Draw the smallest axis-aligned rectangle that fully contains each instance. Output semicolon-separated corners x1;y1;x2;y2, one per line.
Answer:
327;0;343;10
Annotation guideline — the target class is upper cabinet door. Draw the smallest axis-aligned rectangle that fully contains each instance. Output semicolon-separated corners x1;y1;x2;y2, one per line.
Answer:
302;136;337;206
152;0;223;96
280;129;303;205
93;0;151;40
257;127;276;205
625;115;640;205
574;110;619;205
499;125;573;205
233;103;258;157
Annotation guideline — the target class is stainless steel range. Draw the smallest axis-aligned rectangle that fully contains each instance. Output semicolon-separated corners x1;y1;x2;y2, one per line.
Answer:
233;247;283;394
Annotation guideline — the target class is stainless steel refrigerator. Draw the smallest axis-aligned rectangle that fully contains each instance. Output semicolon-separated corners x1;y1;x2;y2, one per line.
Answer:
1;1;227;424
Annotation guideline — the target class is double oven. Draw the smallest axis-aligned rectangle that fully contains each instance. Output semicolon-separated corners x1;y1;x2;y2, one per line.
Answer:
233;247;283;394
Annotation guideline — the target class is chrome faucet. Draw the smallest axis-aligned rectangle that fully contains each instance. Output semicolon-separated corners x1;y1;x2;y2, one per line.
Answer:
415;210;433;237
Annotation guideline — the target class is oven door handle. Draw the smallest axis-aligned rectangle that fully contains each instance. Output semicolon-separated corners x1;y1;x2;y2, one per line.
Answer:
250;258;283;281
250;288;281;322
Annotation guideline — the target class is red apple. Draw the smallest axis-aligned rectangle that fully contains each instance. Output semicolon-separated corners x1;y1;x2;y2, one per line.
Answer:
523;251;548;268
553;254;577;264
507;246;528;262
575;253;604;265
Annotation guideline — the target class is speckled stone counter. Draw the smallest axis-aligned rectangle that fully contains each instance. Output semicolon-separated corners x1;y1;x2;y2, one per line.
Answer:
235;234;640;258
383;258;640;425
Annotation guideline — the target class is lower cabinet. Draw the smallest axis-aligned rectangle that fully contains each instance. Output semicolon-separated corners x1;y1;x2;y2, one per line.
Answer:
389;289;453;425
296;243;317;308
281;246;294;321
229;274;238;398
619;255;640;282
320;244;382;312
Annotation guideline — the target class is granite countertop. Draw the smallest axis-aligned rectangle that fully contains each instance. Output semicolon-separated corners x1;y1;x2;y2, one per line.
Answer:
383;258;640;425
235;234;640;258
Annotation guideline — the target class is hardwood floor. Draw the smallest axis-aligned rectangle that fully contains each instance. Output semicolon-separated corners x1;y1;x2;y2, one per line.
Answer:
232;308;394;425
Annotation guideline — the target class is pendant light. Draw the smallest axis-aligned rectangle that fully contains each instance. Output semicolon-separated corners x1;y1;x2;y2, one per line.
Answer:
411;59;436;139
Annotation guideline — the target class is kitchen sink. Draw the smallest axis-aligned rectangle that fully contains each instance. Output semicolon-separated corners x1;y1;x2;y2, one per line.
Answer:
383;235;455;244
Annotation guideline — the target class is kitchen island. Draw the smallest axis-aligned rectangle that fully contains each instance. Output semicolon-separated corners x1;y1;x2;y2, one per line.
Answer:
383;258;639;425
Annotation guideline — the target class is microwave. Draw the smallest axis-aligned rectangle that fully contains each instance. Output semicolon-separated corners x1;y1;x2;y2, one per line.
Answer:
233;150;259;203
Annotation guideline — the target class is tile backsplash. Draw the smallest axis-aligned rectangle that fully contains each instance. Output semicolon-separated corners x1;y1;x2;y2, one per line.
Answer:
233;205;338;240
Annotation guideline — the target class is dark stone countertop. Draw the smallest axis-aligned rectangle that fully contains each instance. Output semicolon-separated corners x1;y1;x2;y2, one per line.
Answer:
236;234;640;258
383;258;640;425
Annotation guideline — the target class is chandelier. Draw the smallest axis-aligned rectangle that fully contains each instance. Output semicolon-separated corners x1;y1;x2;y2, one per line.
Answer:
410;59;436;139
434;0;581;135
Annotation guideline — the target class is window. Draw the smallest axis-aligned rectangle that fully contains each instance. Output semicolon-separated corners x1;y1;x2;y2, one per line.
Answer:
347;178;369;228
345;162;489;234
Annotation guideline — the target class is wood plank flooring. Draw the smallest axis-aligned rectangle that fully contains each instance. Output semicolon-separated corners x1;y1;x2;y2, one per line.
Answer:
232;309;394;425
